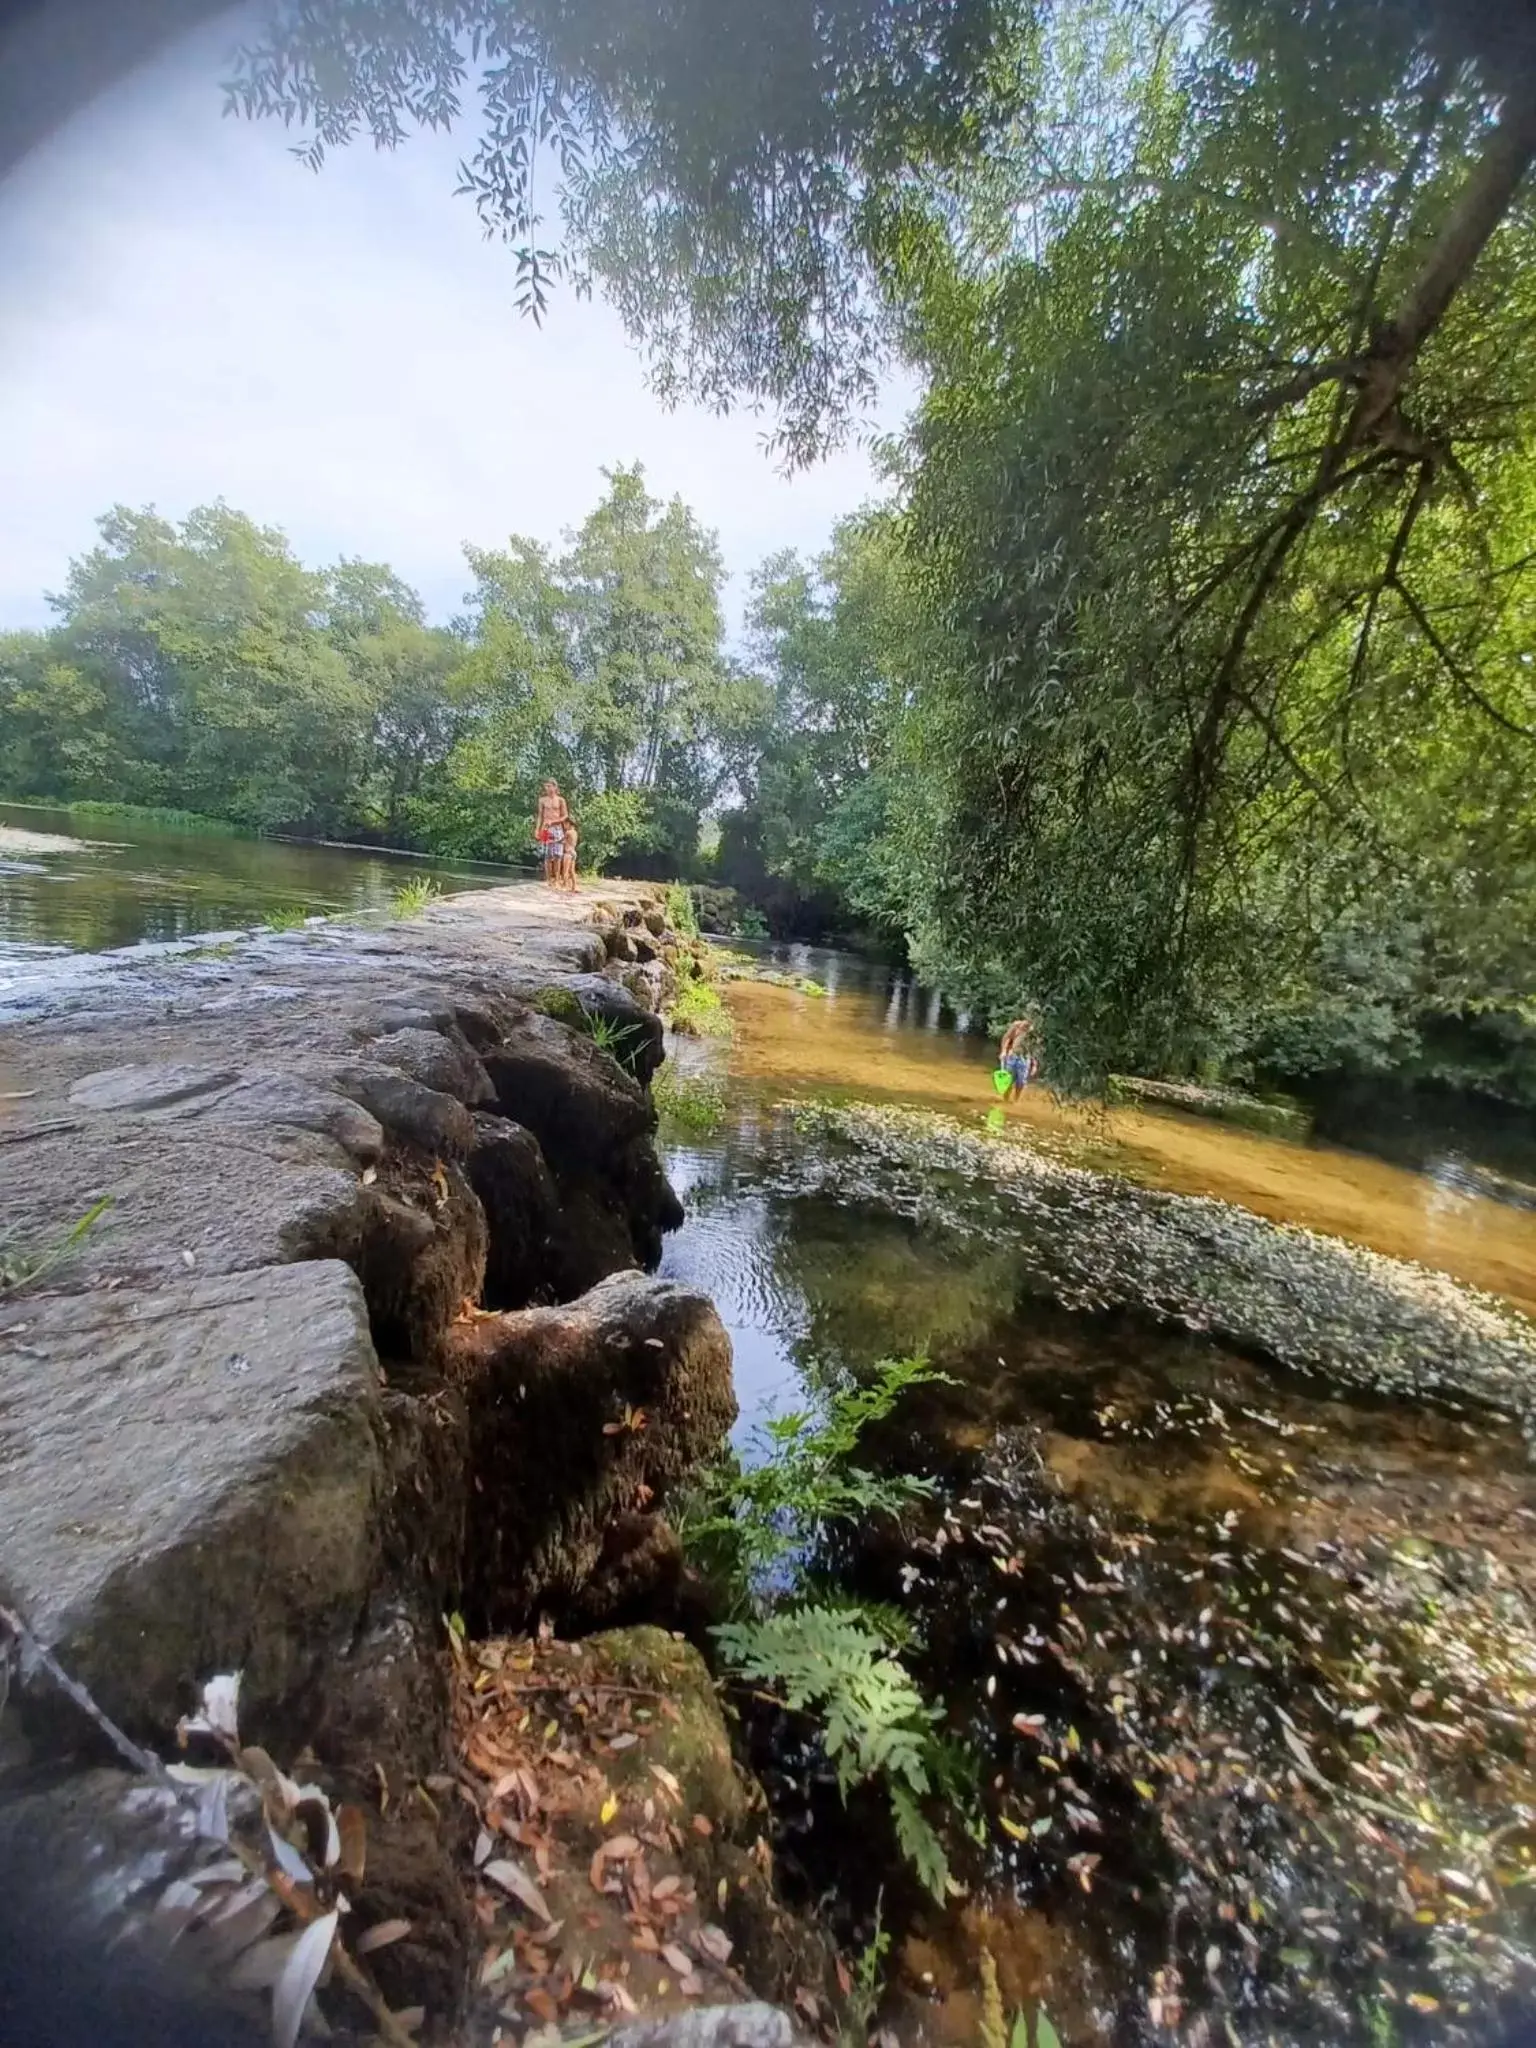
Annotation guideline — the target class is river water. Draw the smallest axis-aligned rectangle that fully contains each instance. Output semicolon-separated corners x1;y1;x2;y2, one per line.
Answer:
658;947;1536;2047
0;800;523;961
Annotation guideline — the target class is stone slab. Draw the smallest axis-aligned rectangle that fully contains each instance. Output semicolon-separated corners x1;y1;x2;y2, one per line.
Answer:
0;1259;383;1737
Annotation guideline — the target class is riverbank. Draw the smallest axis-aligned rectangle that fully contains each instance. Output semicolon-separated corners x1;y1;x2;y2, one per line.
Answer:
0;883;819;2047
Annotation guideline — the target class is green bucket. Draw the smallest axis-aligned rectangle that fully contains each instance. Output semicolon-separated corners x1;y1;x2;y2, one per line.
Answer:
992;1067;1013;1096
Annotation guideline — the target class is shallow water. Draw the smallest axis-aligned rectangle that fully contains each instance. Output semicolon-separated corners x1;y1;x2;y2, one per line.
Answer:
0;800;521;960
658;948;1536;2045
697;944;1536;1320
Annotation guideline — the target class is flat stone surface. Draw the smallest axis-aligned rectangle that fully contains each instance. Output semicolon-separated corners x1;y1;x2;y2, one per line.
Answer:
0;884;664;1296
68;1062;241;1112
0;1260;383;1736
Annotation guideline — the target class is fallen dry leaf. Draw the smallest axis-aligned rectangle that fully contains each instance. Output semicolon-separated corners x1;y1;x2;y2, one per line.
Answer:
355;1918;412;1956
695;1925;733;1966
483;1857;553;1923
662;1943;694;1975
690;1813;713;1838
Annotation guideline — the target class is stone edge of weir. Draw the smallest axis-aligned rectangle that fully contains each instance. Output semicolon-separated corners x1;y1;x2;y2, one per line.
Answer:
0;881;812;2044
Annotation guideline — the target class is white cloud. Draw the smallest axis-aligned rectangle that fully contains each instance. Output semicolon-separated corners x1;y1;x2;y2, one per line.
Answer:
0;11;914;633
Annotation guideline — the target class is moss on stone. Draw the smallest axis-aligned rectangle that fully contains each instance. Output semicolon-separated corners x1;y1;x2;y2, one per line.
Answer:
531;986;587;1030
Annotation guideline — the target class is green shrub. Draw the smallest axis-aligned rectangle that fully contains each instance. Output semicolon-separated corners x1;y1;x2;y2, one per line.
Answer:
665;881;700;937
390;875;442;917
668;977;733;1038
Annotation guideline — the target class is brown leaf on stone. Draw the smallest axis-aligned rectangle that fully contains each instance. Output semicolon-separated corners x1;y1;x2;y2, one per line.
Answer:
651;1874;683;1902
599;1833;641;1862
690;1813;713;1837
679;1973;705;1998
662;1943;693;1975
523;1988;560;2025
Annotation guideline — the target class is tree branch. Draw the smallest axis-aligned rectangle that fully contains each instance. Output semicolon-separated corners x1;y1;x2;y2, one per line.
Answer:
1391;577;1536;738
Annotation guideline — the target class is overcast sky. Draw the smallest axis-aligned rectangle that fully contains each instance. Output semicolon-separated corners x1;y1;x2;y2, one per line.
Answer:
0;9;911;634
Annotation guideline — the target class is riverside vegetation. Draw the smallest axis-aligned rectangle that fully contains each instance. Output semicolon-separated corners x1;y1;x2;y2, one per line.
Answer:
6;2;1536;2043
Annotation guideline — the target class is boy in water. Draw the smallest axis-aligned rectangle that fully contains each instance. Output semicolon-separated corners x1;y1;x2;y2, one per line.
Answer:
999;1015;1039;1097
559;816;580;891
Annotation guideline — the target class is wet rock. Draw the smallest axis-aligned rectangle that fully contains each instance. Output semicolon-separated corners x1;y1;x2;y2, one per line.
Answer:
196;1070;386;1164
467;1110;563;1308
484;1014;652;1166
0;1260;383;1741
567;1511;687;1628
563;972;666;1083
483;1015;682;1280
354;1158;487;1363
447;1273;735;1621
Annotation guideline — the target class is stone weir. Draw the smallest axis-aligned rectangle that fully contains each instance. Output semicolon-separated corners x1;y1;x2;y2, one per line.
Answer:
0;885;785;2046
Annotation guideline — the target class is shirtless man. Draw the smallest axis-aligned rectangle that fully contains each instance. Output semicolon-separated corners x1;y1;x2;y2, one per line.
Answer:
535;780;568;887
999;1015;1039;1098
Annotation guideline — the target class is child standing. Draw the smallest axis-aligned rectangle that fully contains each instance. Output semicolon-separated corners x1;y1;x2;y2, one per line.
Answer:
559;817;580;892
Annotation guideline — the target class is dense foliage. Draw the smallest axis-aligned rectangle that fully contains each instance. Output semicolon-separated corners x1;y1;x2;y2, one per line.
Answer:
861;0;1536;1093
0;470;753;873
223;0;1536;1098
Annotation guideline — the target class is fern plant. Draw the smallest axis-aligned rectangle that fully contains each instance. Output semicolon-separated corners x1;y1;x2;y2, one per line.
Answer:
715;1606;954;1902
683;1355;965;1901
679;1352;939;1597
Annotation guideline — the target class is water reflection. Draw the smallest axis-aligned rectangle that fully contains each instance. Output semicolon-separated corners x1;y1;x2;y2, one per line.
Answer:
0;800;522;958
657;958;1536;2044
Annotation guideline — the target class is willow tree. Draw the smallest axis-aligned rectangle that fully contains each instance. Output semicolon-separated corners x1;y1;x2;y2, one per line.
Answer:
225;0;1027;463
229;0;1536;1077
874;0;1536;1078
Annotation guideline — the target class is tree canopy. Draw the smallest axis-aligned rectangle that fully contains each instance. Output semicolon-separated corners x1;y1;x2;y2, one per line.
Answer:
15;0;1536;1101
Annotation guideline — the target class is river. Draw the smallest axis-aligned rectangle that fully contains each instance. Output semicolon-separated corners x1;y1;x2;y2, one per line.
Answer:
5;821;1535;2041
0;800;523;960
659;945;1536;2046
